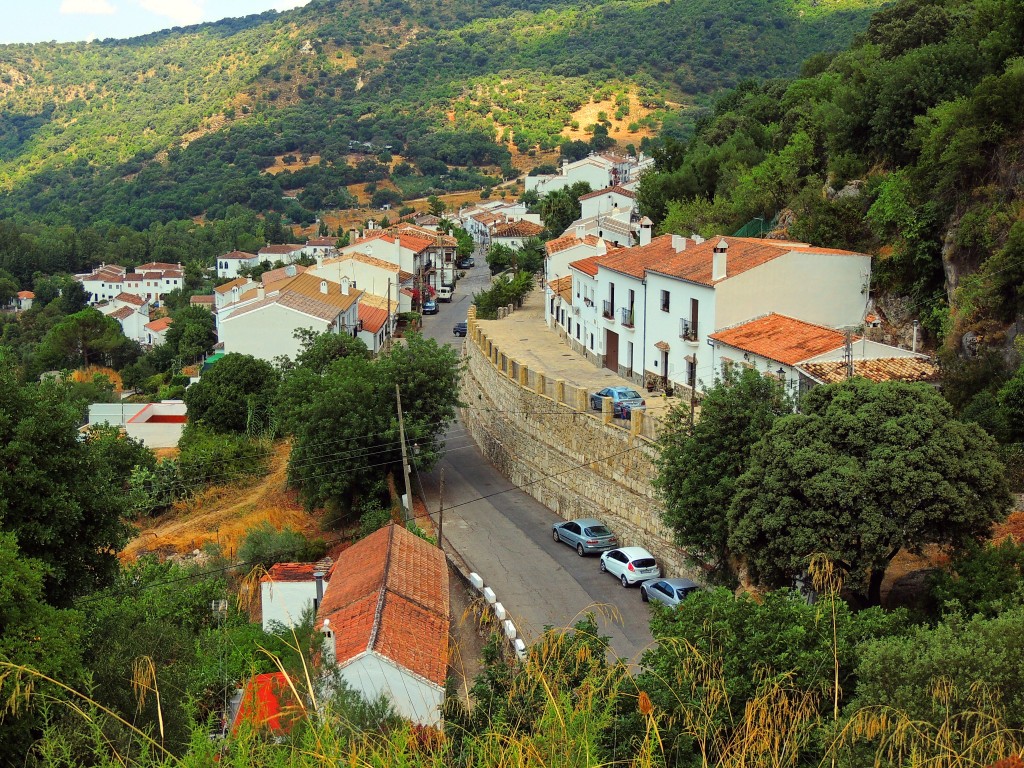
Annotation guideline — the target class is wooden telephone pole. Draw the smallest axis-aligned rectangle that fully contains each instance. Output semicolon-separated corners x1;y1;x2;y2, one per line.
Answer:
396;385;414;522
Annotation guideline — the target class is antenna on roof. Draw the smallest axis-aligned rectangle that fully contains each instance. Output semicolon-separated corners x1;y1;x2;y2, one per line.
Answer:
844;329;854;379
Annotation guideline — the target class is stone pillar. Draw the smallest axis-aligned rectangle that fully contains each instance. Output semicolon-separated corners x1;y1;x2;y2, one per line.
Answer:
602;396;613;424
576;387;588;413
535;371;546;396
555;379;565;405
519;364;529;387
631;408;645;438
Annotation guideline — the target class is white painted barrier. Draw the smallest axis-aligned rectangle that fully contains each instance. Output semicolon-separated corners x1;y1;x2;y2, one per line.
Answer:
483;587;496;604
469;572;484;590
503;619;517;640
514;638;527;660
494;602;507;620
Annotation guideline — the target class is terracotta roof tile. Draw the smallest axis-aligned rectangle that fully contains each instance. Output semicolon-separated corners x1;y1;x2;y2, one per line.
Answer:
598;234;687;279
569;254;602;277
546;233;603;256
115;292;146;306
578;184;637;202
800;357;940;384
136;261;181;272
710;314;846;366
492;220;544;239
262;561;333;583
359;303;390;334
145;316;173;332
259;244;305;256
306;237;338;247
220;250;259;260
190;294;215;304
109;306;134;320
548;275;573;304
260;264;306;286
316;524;448;686
214;277;251;294
16;290;34;299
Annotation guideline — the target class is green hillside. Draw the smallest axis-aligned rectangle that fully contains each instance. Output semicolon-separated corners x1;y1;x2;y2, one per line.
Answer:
0;0;884;227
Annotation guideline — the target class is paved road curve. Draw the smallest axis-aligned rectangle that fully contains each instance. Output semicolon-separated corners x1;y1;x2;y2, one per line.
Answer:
413;252;656;664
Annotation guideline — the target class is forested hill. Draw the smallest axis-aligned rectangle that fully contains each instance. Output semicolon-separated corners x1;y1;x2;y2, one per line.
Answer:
0;0;883;227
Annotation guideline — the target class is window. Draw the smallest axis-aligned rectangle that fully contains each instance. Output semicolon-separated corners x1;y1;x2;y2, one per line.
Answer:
575;324;580;340
589;333;594;349
661;290;670;312
686;359;696;387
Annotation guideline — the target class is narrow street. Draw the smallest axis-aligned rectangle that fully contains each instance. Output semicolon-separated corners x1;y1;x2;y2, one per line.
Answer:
415;249;656;664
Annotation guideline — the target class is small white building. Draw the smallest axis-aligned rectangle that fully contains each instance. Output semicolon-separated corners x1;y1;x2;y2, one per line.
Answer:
86;400;187;448
144;316;172;346
77;262;183;306
15;290;34;311
301;237;339;261
317;524;448;727
258;244;306;266
524;152;653;196
260;561;333;632
219;273;362;363
216;251;261;279
490;219;545;251
100;292;150;343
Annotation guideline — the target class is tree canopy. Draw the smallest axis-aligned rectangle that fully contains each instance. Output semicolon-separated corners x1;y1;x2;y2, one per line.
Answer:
183;353;280;435
728;378;1012;604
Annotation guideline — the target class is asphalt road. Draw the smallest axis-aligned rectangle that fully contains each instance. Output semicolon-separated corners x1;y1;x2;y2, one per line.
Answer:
413;250;656;664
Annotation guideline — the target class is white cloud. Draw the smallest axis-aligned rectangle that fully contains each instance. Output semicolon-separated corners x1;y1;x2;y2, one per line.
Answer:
60;0;116;14
138;0;204;25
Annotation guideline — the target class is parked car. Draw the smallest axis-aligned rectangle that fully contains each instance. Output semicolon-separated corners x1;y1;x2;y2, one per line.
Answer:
552;518;618;556
422;299;439;315
640;578;699;607
589;387;646;419
453;322;468;337
457;257;475;268
437;285;453;302
600;547;661;587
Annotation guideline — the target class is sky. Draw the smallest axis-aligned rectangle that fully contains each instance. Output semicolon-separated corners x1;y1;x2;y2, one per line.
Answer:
0;0;314;45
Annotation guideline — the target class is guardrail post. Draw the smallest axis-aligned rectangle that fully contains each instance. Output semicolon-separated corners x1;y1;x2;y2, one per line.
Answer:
519;363;529;387
602;396;613;424
555;379;565;404
631;408;644;437
535;371;546;395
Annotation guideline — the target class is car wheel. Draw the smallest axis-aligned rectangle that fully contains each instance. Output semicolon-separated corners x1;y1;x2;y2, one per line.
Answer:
552;529;560;542
576;543;585;557
640;586;649;602
599;560;607;573
621;574;630;588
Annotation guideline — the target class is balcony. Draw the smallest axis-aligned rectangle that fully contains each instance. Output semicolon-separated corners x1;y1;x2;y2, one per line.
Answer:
679;318;698;343
602;300;614;320
620;307;635;328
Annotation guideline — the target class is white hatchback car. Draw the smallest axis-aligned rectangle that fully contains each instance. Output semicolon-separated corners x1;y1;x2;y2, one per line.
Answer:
600;546;661;587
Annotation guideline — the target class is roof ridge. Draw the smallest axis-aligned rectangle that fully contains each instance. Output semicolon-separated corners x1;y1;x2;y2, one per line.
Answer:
367;524;395;653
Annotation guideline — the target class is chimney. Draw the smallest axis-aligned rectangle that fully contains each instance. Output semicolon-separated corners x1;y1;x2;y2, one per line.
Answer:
671;234;687;253
639;216;653;247
691;232;705;245
341;277;351;296
713;239;728;281
321;618;336;665
349;229;358;243
313;570;324;610
257;285;265;300
575;223;586;240
286;264;296;277
320;280;328;294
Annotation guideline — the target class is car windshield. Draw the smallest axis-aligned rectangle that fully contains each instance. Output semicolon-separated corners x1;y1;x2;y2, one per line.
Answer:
585;525;612;536
632;558;657;568
620;390;643;399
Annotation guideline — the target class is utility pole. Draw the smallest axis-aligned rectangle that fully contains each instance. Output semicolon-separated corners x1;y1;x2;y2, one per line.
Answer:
689;347;698;429
396;384;414;523
844;329;854;379
437;467;444;552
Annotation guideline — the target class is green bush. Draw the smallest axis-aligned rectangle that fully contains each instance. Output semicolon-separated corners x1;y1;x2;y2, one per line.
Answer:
238;522;327;570
177;425;269;487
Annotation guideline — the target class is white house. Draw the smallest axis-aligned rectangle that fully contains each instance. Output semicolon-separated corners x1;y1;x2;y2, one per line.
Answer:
14;290;34;311
216;251;260;279
544;232;610;291
309;252;412;314
524;152;653;196
86;400;187;448
219;273;362;363
77;262;183;306
710;313;935;396
144;316;172;346
259;243;306;265
260;561;332;632
490;219;545;251
317;524;448;727
301;237;339;260
357;300;397;354
100;292;150;343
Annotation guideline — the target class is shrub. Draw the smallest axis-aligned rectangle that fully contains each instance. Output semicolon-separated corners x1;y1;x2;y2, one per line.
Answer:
238;522;327;570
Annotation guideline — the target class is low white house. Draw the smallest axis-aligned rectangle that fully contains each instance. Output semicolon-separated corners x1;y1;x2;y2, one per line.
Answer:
145;316;172;346
216;251;260;279
309;252;412;314
260;561;332;632
86;400;187;448
219;273;362;362
316;524;448;727
259;244;306;265
525;152;653;196
491;219;545;251
14;290;34;311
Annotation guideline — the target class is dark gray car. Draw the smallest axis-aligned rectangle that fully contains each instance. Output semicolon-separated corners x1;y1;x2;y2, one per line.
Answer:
552;518;618;556
640;578;700;607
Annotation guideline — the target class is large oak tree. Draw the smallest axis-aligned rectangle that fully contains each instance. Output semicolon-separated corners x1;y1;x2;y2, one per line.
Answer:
728;378;1011;605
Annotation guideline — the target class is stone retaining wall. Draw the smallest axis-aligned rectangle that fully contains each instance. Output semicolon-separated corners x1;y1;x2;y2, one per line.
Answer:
460;306;701;580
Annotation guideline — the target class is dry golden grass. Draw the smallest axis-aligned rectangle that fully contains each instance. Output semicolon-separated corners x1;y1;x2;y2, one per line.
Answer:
72;365;123;390
562;94;657;143
264;153;323;175
122;441;320;562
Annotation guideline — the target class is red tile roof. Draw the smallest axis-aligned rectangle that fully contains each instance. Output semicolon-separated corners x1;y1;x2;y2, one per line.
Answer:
306;237;338;247
145;316;173;332
136;261;181;272
598;234;688;279
316;524;448;687
359;303;390;334
569;254;602;277
214;277;251;295
578;184;637;202
800;357;940;384
492;220;544;239
710;314;846;366
115;292;146;306
548;275;573;304
220;250;259;260
546;234;602;256
16;290;34;299
190;294;215;305
259;244;305;256
110;306;134;321
646;236;866;286
262;561;332;583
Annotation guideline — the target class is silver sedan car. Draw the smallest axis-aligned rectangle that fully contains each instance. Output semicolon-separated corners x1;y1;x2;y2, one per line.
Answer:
552;518;618;556
640;578;700;607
